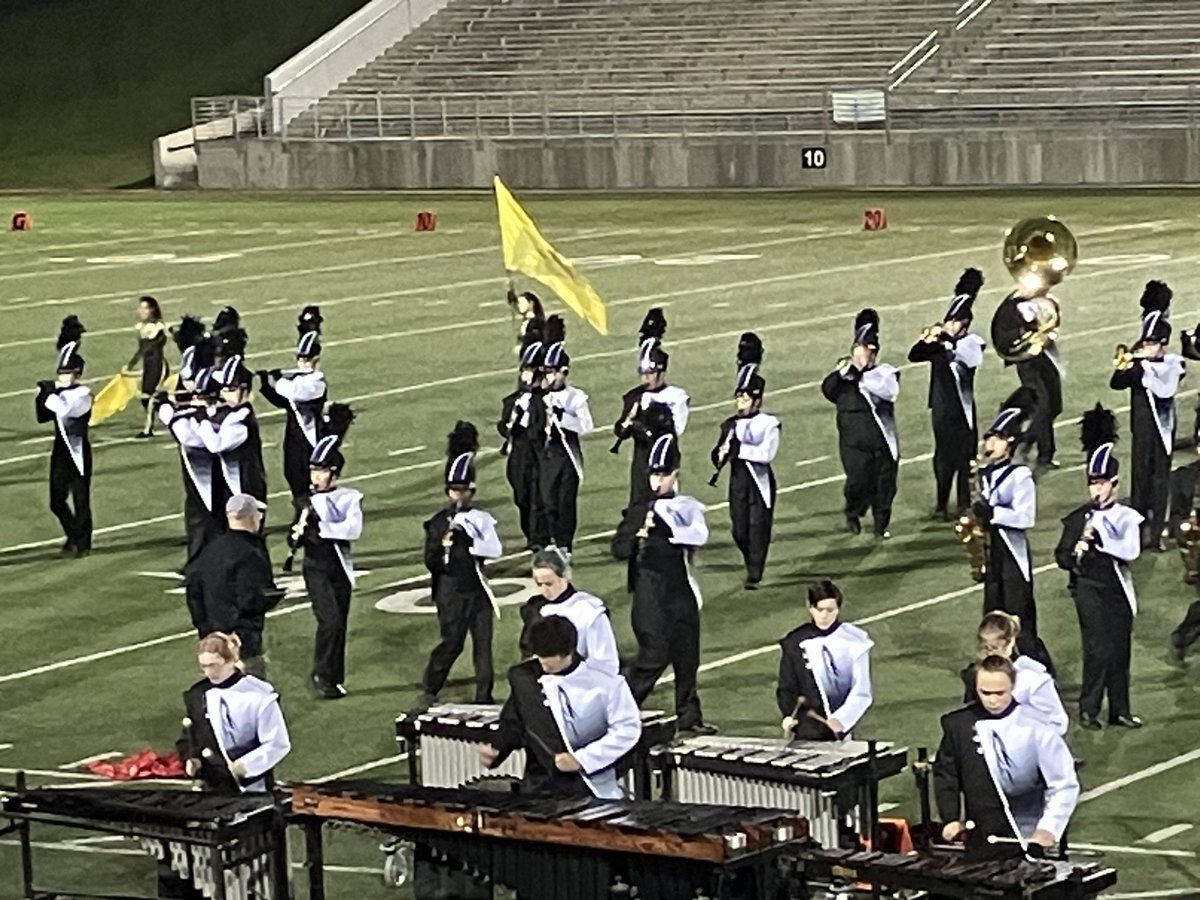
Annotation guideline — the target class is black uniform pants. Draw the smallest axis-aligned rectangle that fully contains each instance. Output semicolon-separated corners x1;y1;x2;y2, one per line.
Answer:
932;418;974;513
421;590;495;703
1130;432;1172;542
183;493;218;566
539;451;580;549
625;591;702;727
983;538;1054;673
506;441;542;547
1073;580;1133;720
729;466;774;583
1172;594;1200;651
839;443;897;533
306;562;353;687
49;458;91;551
284;437;312;531
628;445;653;508
1017;358;1060;464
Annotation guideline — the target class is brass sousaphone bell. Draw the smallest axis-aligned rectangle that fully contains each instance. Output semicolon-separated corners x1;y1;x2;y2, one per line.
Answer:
990;216;1078;363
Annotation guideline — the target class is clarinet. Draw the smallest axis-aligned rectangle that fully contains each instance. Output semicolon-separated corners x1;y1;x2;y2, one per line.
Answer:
707;421;737;487
610;388;645;454
282;490;314;574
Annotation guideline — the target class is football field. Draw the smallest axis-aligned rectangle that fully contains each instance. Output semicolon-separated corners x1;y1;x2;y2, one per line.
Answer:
0;191;1197;897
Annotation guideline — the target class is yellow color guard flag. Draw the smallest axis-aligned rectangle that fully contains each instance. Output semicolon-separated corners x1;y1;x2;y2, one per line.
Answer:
90;373;139;425
493;175;608;335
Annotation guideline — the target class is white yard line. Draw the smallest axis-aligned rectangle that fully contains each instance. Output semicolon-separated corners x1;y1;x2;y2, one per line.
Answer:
0;839;144;857
1103;890;1200;899
1079;748;1200;804
0;767;105;780
312;752;410;783
1073;844;1197;860
387;445;427;457
57;751;122;769
1139;824;1194;845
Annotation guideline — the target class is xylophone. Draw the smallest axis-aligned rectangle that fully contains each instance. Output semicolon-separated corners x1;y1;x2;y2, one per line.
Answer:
797;846;1119;899
0;779;288;900
656;735;908;849
291;780;808;900
395;703;676;798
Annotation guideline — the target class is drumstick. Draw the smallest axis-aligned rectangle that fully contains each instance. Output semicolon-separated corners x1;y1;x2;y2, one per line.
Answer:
528;728;560;759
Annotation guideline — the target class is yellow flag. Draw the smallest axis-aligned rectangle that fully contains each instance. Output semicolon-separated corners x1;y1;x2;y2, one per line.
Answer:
494;175;608;335
90;373;139;425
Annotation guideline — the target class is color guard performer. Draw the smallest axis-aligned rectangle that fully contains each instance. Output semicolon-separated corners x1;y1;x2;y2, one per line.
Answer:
973;388;1053;671
477;616;641;800
613;309;690;507
821;308;900;538
963;612;1068;736
907;269;986;519
417;422;503;710
1110;282;1185;550
611;435;715;735
258;306;327;531
935;655;1079;860
499;339;546;550
1054;414;1143;729
35;317;93;557
291;430;363;699
200;355;267;515
126;295;168;438
711;362;780;588
776;579;873;740
520;546;620;675
507;287;545;357
539;317;593;552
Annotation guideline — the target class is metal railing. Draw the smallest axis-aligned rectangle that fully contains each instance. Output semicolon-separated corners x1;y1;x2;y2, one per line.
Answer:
190;96;271;140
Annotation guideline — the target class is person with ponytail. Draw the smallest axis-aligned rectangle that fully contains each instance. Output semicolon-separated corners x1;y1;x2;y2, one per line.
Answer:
962;612;1068;736
520;547;619;675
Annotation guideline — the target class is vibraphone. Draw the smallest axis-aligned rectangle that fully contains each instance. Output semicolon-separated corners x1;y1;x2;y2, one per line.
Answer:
797;846;1119;899
395;703;676;798
656;735;908;849
0;777;288;900
291;780;808;900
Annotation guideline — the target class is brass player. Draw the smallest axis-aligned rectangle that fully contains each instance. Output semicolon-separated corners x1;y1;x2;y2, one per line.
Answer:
907;269;986;520
1169;423;1200;662
290;412;361;699
499;337;546;550
1054;411;1143;729
416;422;503;710
973;388;1053;672
35;317;93;558
711;359;780;589
200;354;268;518
1110;282;1185;551
935;656;1079;860
611;435;715;735
258;306;327;533
821;309;900;538
539;316;593;553
612;309;690;507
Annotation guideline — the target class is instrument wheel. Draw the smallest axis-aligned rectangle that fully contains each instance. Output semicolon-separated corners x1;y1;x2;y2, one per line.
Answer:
381;842;410;887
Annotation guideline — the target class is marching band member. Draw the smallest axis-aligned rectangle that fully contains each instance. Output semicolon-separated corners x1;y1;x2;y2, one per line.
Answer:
611;434;715;735
1110;282;1185;550
1169;424;1200;663
1054;416;1143;729
776;579;873;741
417;422;503;710
258;306;327;532
613;309;690;507
520;546;620;676
935;655;1079;861
711;362;780;589
185;494;280;680
157;367;221;562
906;269;986;520
963;612;1068;736
199;355;267;516
126;295;168;438
1014;337;1064;471
821;308;900;538
477;616;641;800
176;632;291;793
974;388;1053;671
499;339;546;550
35;317;93;558
292;432;363;700
539;317;593;552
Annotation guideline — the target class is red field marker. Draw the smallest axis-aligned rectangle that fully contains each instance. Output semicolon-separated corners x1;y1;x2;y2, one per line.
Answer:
863;208;888;231
11;211;31;231
414;211;437;232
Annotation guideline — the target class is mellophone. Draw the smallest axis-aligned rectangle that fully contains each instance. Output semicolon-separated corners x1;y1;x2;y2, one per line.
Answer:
0;778;288;900
291;780;807;900
657;735;909;849
395;702;677;799
797;846;1118;899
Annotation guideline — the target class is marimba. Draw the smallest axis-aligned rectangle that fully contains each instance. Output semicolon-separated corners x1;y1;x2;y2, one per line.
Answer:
798;846;1119;899
656;735;908;849
395;703;676;799
0;778;288;900
291;780;808;900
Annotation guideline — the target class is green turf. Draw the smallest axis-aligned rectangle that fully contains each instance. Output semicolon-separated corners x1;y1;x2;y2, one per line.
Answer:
0;191;1198;897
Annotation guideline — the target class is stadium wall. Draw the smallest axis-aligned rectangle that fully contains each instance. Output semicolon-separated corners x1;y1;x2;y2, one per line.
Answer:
197;128;1200;189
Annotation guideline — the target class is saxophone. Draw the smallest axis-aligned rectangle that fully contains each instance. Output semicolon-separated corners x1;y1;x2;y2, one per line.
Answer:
1178;480;1200;584
954;459;988;583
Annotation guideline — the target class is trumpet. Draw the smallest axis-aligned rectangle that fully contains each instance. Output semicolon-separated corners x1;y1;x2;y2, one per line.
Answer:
1178;479;1200;584
1113;342;1153;371
834;355;852;373
920;322;947;343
